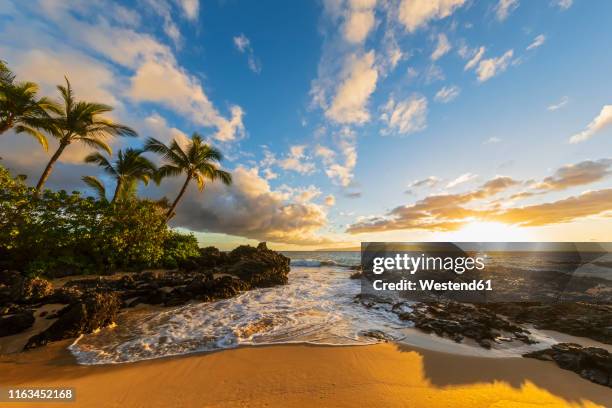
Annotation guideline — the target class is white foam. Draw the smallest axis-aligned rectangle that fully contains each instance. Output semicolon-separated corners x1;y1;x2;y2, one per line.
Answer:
68;263;602;365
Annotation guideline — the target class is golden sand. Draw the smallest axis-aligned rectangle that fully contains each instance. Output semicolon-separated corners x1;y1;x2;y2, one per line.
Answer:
0;341;610;407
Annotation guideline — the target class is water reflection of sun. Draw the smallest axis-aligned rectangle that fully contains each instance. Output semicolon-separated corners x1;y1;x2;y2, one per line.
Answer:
441;221;532;242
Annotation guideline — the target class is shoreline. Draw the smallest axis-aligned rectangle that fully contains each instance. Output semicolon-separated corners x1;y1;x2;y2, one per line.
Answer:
1;341;610;407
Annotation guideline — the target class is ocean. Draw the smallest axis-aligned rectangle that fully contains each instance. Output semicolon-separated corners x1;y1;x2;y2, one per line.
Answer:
68;251;611;365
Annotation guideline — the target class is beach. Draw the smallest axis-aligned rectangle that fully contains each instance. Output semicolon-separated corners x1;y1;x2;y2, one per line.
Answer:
1;341;609;407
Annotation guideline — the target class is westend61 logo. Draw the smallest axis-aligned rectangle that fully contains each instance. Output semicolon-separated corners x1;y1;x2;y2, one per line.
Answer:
360;242;612;303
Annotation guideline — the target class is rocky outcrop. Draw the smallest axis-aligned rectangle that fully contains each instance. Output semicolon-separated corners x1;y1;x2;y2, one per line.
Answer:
390;301;536;349
3;243;290;350
524;343;611;387
225;242;290;287
483;302;612;345
0;310;35;337
24;292;120;349
0;272;53;305
0;270;24;305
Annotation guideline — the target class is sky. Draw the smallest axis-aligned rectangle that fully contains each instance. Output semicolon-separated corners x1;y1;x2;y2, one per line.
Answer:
1;0;612;250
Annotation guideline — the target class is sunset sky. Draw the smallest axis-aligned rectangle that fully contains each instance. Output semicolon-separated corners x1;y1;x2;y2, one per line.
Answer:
1;0;611;249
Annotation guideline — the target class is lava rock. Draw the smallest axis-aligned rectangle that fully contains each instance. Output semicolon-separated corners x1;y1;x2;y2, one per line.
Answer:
24;292;120;349
389;301;536;348
0;310;35;337
226;243;290;287
524;343;611;387
484;302;612;345
0;270;24;305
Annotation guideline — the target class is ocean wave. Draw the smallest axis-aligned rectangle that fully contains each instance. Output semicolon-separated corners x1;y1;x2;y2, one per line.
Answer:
69;266;388;365
290;258;359;269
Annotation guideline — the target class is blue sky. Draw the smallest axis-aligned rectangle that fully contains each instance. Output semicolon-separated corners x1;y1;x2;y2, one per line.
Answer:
1;0;612;249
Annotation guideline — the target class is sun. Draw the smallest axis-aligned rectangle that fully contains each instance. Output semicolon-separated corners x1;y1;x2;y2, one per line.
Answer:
441;221;533;242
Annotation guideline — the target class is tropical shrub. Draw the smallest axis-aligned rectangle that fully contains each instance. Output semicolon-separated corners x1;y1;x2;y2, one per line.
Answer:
0;164;198;277
161;231;201;269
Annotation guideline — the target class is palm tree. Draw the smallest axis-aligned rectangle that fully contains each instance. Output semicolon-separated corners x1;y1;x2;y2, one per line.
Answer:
84;148;157;203
145;133;232;219
0;60;15;85
0;63;59;149
82;175;108;201
35;78;137;193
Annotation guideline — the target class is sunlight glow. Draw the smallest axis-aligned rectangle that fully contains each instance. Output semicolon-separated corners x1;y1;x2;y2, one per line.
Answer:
441;221;533;242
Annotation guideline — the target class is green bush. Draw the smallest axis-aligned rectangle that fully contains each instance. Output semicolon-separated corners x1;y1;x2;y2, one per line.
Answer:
0;164;199;277
161;232;200;269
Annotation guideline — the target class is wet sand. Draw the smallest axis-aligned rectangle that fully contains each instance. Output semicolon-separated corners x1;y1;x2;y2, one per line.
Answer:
0;341;610;407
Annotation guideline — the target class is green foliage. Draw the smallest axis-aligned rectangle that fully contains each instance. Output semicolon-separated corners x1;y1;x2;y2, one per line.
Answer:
0;164;199;277
161;232;201;269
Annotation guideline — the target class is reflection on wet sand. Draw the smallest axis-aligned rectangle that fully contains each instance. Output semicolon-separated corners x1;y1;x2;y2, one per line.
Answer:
0;341;609;407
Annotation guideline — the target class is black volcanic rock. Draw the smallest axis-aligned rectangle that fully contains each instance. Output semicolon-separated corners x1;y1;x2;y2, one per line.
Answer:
483;302;612;345
24;292;120;349
0;270;24;305
225;242;290;287
11;243;290;349
390;301;536;348
524;343;612;387
0;310;35;337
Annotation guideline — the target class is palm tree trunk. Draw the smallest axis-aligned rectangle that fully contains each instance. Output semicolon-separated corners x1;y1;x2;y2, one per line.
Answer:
35;141;68;193
167;174;191;220
111;178;123;203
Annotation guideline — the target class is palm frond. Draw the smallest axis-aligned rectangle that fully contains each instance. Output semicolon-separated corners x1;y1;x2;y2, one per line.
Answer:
156;164;184;180
84;152;116;175
82;175;107;201
78;136;112;155
13;125;49;151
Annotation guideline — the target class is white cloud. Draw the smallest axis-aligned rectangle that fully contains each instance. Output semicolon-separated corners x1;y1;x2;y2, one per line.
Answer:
409;176;441;188
381;30;404;73
174;0;199;20
326;51;378;124
434;85;460;103
446;173;478;188
314;145;336;161
233;33;250;52
169;166;331;245
547;96;569;111
398;0;466;32
569;105;612;144
143;113;191;149
263;168;278;180
431;33;451;61
553;0;573;10
317;128;358;187
464;46;485;71
233;33;262;74
424;64;445;83
292;185;322;203
381;94;428;135
278;145;316;175
324;194;336;206
146;0;182;46
129;59;245;141
343;0;377;44
475;49;514;82
526;34;546;51
495;0;519;21
484;136;502;144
